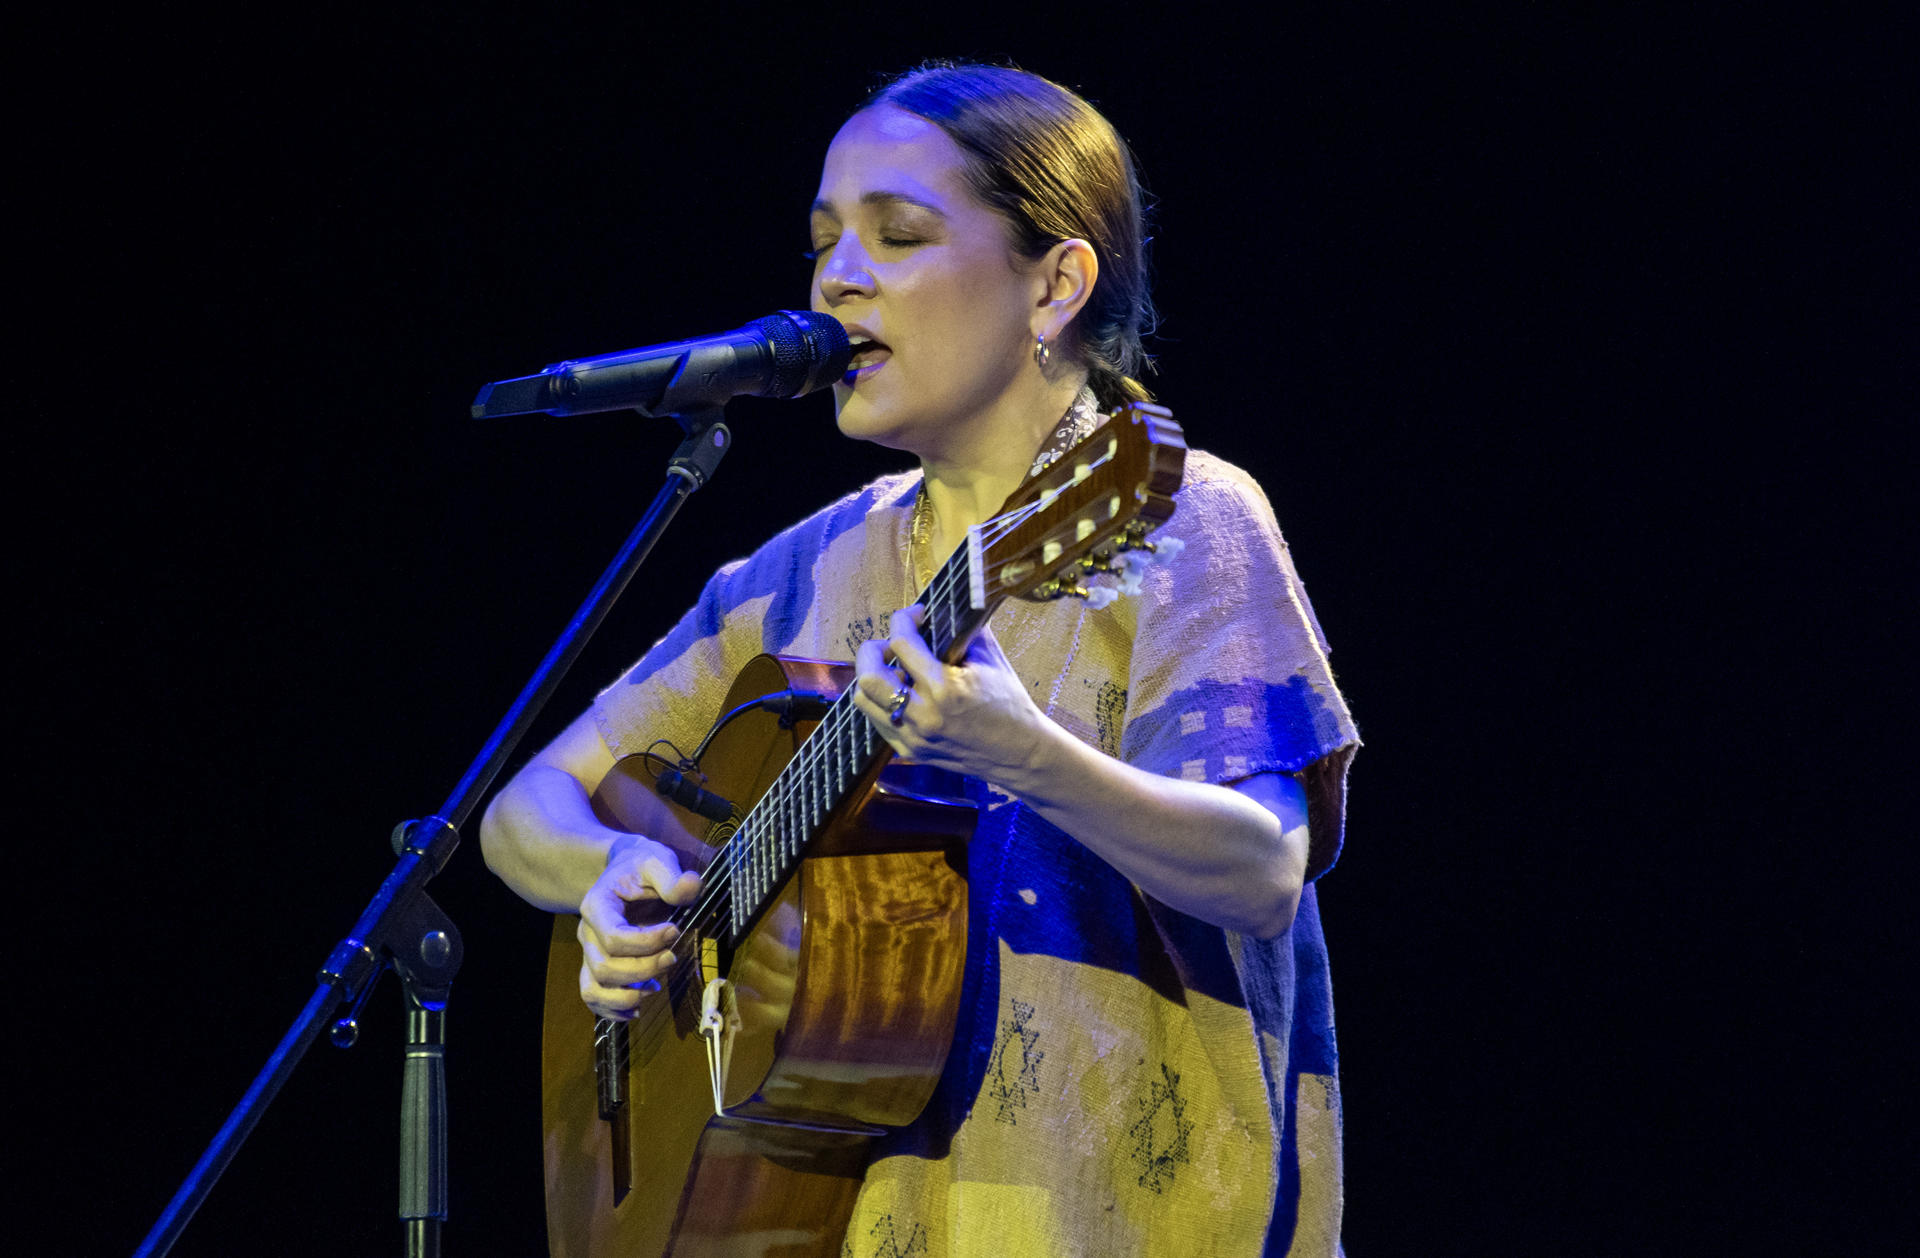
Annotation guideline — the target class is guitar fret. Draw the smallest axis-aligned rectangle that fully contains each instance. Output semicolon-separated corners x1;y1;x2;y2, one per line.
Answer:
746;824;759;909
760;808;773;897
782;770;798;861
803;751;817;834
773;780;788;865
754;823;766;907
756;818;771;906
932;582;950;658
771;775;787;875
729;830;744;935
837;710;851;793
758;812;770;901
943;557;963;655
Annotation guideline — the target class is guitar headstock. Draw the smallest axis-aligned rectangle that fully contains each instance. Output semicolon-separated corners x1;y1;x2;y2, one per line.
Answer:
976;401;1187;607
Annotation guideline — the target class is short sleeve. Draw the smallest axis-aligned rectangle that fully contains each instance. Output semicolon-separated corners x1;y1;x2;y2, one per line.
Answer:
1118;453;1360;878
589;470;921;770
590;557;763;767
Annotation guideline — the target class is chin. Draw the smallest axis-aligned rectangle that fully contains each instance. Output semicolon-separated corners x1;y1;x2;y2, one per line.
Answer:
833;393;919;456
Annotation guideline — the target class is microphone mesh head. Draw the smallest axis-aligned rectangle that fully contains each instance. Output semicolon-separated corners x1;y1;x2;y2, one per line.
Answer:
753;311;851;397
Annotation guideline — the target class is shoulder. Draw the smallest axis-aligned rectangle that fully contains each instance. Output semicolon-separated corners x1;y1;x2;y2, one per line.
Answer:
705;469;920;603
1162;448;1287;546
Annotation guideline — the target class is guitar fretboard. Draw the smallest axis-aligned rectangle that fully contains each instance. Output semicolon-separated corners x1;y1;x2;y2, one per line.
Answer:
706;525;989;943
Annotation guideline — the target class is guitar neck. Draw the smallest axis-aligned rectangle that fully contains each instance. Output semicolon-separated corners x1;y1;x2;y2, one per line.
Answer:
914;526;993;664
704;531;991;945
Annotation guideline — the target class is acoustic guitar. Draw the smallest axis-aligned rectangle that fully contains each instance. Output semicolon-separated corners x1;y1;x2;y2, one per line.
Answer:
541;402;1187;1256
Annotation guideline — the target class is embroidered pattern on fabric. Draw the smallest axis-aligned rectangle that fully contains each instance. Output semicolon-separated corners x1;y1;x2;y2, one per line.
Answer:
1026;387;1104;478
844;615;885;657
1128;1062;1193;1193
1092;680;1128;756
986;999;1045;1124
862;1214;928;1257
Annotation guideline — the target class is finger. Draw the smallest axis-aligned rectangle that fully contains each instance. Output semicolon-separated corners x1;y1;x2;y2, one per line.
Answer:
586;947;677;990
606;847;690;902
656;868;703;907
887;607;943;679
579;962;659;1019
851;638;914;717
967;619;1013;670
848;682;915;754
855;634;917;717
578;909;681;960
860;675;920;739
579;922;684;990
584;948;674;991
854;634;892;677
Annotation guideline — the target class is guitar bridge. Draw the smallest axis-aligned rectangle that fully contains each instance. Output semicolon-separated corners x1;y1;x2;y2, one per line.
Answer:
698;977;742;1117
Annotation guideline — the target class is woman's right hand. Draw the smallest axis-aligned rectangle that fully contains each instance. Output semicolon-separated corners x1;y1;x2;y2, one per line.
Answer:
577;834;705;1020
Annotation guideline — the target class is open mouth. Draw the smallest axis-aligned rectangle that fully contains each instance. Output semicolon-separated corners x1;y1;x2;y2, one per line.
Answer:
845;333;890;376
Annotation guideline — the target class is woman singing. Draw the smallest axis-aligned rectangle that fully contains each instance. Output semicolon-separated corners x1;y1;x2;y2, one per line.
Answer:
482;62;1358;1257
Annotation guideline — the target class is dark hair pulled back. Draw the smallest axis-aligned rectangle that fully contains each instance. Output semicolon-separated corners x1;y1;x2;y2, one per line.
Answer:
866;63;1156;411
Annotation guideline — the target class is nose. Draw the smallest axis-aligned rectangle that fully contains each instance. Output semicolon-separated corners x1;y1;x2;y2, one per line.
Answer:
815;236;876;307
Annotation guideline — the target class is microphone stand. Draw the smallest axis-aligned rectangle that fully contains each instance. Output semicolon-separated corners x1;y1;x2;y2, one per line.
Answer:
137;406;734;1258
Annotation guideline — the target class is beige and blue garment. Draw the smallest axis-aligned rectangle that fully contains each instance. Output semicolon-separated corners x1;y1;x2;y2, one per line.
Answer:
592;443;1360;1257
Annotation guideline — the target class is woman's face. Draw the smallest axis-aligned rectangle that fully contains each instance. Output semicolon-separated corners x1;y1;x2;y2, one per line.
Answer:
809;105;1048;456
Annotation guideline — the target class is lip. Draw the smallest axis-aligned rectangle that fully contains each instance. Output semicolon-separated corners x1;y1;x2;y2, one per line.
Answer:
841;323;890;381
841;360;886;387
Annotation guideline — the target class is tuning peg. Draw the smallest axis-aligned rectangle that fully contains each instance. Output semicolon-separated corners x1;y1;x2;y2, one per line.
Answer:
1031;572;1086;601
1033;569;1123;610
1088;534;1181;596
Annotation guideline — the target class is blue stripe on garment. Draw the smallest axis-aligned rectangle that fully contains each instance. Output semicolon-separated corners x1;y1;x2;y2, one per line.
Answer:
1122;675;1348;782
614;480;895;689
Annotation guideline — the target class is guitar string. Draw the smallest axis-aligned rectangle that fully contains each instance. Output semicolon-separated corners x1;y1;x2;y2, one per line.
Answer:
610;511;1008;1039
611;489;1079;1042
671;489;1062;920
609;489;1072;1037
653;513;982;939
654;497;1039;935
609;519;978;1037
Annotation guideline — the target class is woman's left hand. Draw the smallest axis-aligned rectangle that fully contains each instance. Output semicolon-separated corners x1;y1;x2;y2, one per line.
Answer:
851;605;1045;782
852;608;1308;938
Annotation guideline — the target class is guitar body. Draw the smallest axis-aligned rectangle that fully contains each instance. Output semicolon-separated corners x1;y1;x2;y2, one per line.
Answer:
543;655;975;1257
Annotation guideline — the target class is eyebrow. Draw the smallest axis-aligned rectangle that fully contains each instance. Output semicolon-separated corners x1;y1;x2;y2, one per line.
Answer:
809;190;949;220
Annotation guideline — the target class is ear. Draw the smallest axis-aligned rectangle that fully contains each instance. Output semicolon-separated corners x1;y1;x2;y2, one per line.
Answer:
1031;238;1099;344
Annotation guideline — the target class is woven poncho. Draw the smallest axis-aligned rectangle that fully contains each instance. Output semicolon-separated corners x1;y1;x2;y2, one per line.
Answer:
592;447;1359;1257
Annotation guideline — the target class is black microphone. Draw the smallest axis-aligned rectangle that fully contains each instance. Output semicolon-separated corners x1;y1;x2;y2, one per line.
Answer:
471;310;851;420
654;769;736;824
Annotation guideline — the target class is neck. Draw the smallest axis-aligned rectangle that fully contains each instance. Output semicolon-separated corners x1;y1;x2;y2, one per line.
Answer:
918;371;1087;558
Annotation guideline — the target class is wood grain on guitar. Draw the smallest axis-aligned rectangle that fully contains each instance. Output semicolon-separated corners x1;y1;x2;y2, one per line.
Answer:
540;403;1186;1256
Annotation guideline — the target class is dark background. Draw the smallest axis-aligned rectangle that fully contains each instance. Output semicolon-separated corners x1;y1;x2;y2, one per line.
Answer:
20;5;1909;1255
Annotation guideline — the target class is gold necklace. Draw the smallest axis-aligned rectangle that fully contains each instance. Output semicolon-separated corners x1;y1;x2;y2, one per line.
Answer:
909;479;935;590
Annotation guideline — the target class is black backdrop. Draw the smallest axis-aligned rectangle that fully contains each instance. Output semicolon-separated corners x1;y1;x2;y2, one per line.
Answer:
22;6;1908;1256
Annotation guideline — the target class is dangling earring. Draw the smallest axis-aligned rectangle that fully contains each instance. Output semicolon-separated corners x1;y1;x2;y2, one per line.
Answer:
1033;331;1051;371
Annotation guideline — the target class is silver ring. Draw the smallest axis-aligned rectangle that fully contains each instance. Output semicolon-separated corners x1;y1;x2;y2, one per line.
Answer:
887;684;912;725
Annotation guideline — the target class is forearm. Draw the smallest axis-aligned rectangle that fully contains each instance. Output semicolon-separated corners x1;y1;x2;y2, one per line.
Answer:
479;764;624;913
995;722;1309;939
